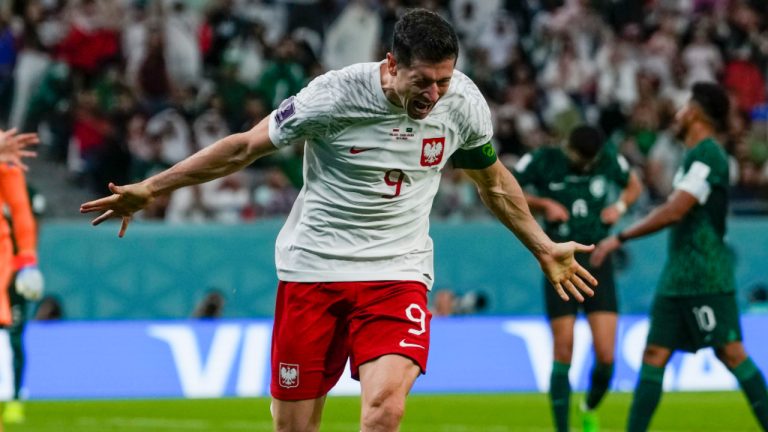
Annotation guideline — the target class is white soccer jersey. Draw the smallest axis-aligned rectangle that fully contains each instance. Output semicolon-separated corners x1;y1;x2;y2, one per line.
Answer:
267;61;493;288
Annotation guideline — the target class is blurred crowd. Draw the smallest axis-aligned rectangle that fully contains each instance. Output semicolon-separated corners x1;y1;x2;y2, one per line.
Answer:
2;0;768;222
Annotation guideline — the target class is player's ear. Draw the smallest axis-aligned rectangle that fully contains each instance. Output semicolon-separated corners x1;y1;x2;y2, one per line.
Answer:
689;102;706;124
386;53;398;76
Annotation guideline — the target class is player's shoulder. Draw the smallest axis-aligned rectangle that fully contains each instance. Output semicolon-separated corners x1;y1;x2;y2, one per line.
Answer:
444;69;487;107
532;145;562;161
688;137;728;166
515;146;560;172
434;69;490;131
600;145;629;169
313;62;379;94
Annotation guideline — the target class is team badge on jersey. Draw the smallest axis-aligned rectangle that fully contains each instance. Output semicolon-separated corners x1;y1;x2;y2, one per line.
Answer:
421;137;445;167
279;363;299;388
274;97;296;127
589;176;606;198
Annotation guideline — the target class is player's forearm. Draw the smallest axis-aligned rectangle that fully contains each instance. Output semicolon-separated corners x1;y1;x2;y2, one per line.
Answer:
9;207;36;253
144;122;276;198
481;189;554;257
523;193;551;215
473;165;555;259
619;202;678;241
2;166;37;252
619;171;643;207
618;190;695;242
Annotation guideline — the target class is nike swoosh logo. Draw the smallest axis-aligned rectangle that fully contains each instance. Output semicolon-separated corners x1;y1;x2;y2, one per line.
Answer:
399;339;425;349
350;147;376;154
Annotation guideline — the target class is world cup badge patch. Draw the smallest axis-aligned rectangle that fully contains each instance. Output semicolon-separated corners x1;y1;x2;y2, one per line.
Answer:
421;137;445;167
279;363;299;388
274;97;296;127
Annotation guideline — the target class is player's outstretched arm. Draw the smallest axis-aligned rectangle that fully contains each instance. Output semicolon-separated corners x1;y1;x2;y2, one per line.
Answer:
80;117;278;237
601;170;643;225
464;160;597;301
590;189;697;267
0;128;39;171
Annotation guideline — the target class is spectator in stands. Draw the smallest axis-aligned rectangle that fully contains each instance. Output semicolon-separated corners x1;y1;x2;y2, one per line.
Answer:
2;0;768;217
252;168;296;219
137;29;172;114
322;0;380;71
162;0;203;89
9;0;56;130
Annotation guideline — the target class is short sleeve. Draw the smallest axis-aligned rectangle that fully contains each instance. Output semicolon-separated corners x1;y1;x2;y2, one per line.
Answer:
513;151;540;187
268;74;335;148
456;79;493;150
675;160;712;204
609;152;631;187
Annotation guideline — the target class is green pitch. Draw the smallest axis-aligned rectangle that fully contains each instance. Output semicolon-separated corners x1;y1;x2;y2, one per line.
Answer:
6;392;758;431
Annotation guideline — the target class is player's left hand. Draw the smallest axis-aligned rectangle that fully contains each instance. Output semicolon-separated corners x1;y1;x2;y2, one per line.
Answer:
537;241;598;302
0;128;39;171
590;235;620;268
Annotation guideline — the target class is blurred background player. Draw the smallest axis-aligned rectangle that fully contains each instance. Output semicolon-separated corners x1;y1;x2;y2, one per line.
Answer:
0;130;43;425
515;124;642;432
3;182;44;424
592;82;768;432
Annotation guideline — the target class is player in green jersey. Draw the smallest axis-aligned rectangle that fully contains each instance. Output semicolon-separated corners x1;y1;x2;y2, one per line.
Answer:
515;125;643;432
592;82;768;432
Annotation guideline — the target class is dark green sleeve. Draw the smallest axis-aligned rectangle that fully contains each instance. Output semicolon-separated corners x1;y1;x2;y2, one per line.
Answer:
607;149;630;187
511;151;539;187
451;142;497;169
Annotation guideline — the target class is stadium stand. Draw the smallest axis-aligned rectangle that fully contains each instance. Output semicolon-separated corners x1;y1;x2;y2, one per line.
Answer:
1;0;767;219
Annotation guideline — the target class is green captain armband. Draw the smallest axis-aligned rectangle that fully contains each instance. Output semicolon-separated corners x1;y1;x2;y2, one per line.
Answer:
451;142;497;169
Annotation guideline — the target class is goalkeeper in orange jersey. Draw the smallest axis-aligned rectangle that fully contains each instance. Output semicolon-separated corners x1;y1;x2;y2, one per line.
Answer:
0;129;41;425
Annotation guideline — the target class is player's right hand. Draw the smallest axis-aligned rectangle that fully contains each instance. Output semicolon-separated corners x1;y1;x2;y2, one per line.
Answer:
15;266;44;300
543;199;569;223
537;241;597;302
80;182;154;237
589;235;620;268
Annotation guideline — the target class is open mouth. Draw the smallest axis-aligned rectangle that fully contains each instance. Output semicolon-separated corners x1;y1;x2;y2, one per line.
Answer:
412;100;432;116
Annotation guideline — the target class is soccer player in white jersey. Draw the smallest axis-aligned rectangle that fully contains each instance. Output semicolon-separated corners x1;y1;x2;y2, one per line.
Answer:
81;9;597;432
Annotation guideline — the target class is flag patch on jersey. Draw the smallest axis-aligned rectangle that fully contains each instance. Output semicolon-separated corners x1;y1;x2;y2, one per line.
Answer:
421;137;445;166
390;128;415;141
279;362;299;388
274;97;296;127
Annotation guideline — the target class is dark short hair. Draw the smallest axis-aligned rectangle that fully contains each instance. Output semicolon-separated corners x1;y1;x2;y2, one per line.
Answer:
392;9;459;67
568;125;605;160
691;82;730;132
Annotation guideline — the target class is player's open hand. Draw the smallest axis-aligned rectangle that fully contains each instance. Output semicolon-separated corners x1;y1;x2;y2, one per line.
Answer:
589;235;620;268
0;128;39;170
80;182;154;238
538;241;597;302
600;205;622;225
543;199;570;223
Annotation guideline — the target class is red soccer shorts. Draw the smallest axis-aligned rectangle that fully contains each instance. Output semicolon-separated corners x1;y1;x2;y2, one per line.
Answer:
270;280;431;400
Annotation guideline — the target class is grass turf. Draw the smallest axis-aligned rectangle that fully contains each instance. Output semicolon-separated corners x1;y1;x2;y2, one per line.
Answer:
5;392;759;431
